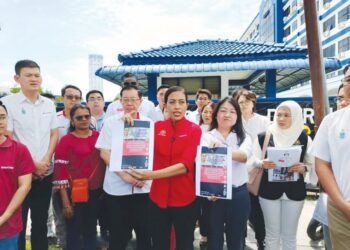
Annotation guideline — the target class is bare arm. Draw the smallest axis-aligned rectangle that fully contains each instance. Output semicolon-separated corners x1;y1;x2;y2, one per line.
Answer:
100;149;111;166
316;157;350;220
59;188;73;219
232;150;247;163
0;174;32;227
42;128;58;163
128;163;187;181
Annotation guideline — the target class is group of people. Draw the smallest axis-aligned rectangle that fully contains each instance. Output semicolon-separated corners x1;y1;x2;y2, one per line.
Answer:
0;58;350;250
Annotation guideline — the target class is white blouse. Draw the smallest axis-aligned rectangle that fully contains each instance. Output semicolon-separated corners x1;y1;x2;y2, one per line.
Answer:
201;129;252;187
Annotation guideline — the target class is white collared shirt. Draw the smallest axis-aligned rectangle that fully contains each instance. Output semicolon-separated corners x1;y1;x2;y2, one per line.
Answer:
242;113;271;141
186;109;200;125
95;112;151;196
105;99;157;121
201;129;252;187
1;92;58;173
56;110;70;140
154;105;164;121
311;106;350;201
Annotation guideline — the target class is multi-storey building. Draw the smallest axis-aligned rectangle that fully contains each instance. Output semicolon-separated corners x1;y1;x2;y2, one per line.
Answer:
89;54;104;92
240;0;350;96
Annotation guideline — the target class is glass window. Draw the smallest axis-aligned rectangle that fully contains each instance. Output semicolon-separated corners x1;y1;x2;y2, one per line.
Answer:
338;5;350;24
338;37;350;53
323;0;332;5
323;15;335;32
291;20;298;32
300;35;307;46
284;6;290;17
284;26;291;37
323;44;335;57
300;13;305;25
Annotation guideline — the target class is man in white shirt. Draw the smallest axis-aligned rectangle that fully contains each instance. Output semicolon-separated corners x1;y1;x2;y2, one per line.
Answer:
105;73;157;121
86;90;105;132
311;74;350;249
186;89;212;124
154;85;169;121
1;60;58;250
96;85;151;250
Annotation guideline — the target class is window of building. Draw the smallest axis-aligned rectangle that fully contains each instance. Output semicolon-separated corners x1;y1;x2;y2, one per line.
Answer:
284;26;291;37
323;0;332;5
338;5;350;24
323;44;335;57
284;6;290;17
263;10;270;19
162;76;221;99
300;35;307;46
300;13;305;25
291;20;298;32
323;15;336;32
338;37;350;53
291;0;297;10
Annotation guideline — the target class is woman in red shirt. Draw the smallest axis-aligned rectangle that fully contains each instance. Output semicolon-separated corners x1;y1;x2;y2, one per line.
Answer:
53;104;105;250
128;86;202;250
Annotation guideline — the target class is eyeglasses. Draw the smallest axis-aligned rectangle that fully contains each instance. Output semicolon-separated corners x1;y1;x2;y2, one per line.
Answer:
74;115;91;121
336;96;345;102
64;95;81;100
88;97;103;102
121;98;140;103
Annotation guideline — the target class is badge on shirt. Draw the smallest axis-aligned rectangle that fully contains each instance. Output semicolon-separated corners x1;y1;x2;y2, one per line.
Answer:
339;129;346;139
158;130;166;136
21;107;26;115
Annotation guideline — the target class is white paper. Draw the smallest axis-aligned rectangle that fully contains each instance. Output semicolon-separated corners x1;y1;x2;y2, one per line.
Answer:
110;120;154;172
196;146;232;199
267;146;302;182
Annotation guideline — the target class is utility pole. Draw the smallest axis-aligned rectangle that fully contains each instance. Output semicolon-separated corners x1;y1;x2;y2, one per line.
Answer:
303;0;329;132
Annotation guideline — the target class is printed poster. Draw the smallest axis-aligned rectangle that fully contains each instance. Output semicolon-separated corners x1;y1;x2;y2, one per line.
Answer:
267;146;302;182
196;146;232;199
110;120;154;171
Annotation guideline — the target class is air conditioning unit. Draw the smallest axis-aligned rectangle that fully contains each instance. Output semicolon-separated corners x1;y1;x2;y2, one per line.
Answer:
283;16;288;22
339;22;346;29
339;52;346;58
323;30;330;37
324;2;331;10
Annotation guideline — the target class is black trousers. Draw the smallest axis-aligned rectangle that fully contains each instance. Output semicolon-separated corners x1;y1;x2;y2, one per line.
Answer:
150;199;199;250
108;193;151;250
248;193;265;244
18;175;53;250
198;197;210;237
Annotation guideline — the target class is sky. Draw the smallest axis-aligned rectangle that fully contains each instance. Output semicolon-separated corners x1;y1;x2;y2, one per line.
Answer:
0;0;261;101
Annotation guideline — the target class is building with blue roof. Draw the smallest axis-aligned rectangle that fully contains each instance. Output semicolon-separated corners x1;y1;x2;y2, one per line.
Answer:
96;39;340;103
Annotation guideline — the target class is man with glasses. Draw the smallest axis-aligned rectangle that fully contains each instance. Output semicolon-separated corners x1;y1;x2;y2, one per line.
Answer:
105;73;157;120
186;89;212;125
1;60;59;250
311;74;350;249
86;90;105;132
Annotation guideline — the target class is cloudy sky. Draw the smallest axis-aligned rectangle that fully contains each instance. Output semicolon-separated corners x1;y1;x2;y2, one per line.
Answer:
0;0;261;100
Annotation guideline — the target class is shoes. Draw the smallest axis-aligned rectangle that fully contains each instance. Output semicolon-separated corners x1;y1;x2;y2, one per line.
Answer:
257;240;265;250
47;236;57;245
199;240;208;250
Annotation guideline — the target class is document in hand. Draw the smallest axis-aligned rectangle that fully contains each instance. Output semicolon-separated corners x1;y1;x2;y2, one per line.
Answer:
267;146;302;182
196;146;232;199
109;120;154;171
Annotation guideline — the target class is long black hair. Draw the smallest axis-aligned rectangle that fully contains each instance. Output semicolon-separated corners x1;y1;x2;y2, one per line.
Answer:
209;97;246;146
0;101;8;114
68;104;92;132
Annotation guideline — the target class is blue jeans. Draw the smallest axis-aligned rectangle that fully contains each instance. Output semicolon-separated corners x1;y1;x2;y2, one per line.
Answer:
208;184;251;250
0;234;19;250
65;189;100;250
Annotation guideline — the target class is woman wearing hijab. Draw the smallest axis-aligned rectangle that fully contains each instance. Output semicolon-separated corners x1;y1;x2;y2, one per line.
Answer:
252;100;314;250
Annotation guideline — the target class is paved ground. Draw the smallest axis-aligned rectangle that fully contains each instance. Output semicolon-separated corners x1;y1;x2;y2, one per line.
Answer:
26;199;325;250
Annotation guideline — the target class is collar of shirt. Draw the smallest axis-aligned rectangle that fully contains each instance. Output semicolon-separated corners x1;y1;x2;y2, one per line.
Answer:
18;91;44;105
209;129;238;147
0;137;13;148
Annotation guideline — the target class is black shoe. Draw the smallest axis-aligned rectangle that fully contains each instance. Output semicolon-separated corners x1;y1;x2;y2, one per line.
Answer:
257;240;265;250
199;240;208;250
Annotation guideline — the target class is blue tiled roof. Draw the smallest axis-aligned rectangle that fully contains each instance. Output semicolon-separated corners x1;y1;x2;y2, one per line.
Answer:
96;58;340;80
118;39;307;65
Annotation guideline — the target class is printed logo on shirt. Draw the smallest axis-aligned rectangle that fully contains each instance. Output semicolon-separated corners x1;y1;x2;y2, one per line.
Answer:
339;129;346;139
42;111;53;115
21;107;26;115
158;130;166;136
0;166;14;170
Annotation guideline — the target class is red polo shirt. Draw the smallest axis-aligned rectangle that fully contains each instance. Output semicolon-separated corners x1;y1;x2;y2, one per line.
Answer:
150;117;201;208
0;137;35;239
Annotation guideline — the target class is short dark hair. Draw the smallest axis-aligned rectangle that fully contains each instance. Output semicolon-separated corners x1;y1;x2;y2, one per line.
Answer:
122;72;136;81
157;84;170;93
15;60;40;75
196;89;212;100
86;90;104;101
210;97;245;146
343;64;350;75
120;85;142;99
61;85;82;98
164;86;188;103
68;104;92;132
0;101;8;114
